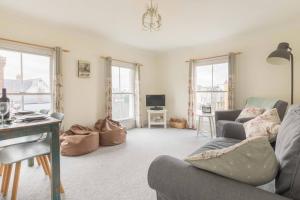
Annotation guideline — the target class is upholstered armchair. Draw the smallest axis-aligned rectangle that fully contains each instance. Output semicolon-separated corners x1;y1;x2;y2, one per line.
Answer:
215;97;288;140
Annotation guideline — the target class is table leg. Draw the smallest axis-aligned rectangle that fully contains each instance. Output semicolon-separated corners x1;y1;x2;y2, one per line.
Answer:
50;125;61;200
209;117;213;138
28;158;34;167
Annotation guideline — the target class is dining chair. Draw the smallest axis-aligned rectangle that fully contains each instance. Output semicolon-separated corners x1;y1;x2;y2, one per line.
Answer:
0;112;64;200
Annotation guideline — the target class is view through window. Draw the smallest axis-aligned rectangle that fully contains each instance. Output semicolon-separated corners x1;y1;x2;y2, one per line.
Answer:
0;49;52;112
195;62;229;113
112;65;135;120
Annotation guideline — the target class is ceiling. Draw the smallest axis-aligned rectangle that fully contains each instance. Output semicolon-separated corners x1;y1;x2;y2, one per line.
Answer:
0;0;300;51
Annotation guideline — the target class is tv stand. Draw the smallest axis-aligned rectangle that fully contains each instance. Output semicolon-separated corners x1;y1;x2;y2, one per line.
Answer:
147;109;167;128
150;106;163;110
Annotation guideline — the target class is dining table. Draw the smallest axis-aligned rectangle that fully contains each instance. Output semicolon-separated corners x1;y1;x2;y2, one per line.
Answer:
0;117;62;200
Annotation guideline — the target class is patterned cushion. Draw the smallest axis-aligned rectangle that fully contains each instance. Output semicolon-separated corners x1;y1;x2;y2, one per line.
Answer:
185;136;278;186
244;109;281;141
236;107;265;121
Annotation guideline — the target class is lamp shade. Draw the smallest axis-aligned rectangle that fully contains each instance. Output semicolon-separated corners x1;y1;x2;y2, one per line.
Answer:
267;42;291;65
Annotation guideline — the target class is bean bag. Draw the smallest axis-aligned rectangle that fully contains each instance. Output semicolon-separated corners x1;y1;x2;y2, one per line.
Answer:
60;125;99;156
94;118;126;146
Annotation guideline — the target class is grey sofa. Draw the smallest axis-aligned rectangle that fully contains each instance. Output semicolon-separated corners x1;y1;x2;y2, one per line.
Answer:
148;105;300;200
215;97;288;139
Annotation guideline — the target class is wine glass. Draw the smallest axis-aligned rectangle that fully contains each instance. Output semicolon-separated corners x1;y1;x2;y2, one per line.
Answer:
12;101;21;114
0;102;10;127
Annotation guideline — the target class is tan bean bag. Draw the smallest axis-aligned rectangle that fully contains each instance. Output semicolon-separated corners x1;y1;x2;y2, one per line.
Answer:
94;118;126;146
60;125;99;156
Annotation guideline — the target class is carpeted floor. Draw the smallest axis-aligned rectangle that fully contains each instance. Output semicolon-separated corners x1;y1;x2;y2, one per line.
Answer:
1;128;210;200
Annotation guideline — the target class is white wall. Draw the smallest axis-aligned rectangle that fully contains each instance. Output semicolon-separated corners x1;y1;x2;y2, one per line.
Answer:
0;10;161;128
158;20;300;120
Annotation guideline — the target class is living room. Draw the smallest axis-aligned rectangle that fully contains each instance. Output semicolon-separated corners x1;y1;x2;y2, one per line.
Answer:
0;1;299;200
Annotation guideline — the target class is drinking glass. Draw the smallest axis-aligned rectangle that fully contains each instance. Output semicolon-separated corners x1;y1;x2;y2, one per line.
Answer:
12;101;21;113
0;102;10;127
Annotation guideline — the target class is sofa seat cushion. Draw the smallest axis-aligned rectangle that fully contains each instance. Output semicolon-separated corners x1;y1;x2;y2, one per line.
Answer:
185;137;279;186
191;137;241;156
275;105;300;200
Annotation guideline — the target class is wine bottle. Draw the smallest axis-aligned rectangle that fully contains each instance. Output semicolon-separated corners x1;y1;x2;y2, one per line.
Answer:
0;88;10;119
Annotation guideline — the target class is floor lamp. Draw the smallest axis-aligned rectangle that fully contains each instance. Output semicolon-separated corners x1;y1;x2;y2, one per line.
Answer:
267;42;294;104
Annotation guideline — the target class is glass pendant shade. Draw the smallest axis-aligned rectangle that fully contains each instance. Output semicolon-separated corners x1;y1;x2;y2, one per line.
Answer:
142;0;162;31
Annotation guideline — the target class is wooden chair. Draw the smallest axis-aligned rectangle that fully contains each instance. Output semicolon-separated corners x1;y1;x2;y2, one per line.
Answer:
0;112;64;200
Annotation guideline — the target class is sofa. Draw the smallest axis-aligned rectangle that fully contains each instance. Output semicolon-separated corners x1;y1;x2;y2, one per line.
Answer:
215;97;288;139
148;105;300;200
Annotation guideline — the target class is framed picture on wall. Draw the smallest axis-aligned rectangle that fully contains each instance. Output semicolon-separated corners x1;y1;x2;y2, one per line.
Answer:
78;60;91;78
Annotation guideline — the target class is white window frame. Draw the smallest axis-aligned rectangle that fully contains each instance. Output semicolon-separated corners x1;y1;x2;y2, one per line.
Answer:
194;56;229;112
0;41;54;111
111;64;135;121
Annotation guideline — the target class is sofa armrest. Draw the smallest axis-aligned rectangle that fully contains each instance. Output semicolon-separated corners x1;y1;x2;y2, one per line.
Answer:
215;110;242;122
148;155;290;200
222;121;246;140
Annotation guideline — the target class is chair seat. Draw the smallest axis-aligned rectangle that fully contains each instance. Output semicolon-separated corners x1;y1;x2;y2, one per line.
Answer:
0;135;43;148
0;141;50;164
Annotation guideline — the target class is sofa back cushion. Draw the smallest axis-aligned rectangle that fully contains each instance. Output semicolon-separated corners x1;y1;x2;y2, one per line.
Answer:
275;105;300;200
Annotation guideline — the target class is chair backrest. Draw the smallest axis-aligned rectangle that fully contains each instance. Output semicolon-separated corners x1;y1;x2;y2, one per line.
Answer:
245;97;288;121
44;112;64;142
275;105;300;200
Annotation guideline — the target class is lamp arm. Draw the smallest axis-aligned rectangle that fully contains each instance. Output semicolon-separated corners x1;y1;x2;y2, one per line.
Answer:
291;53;294;104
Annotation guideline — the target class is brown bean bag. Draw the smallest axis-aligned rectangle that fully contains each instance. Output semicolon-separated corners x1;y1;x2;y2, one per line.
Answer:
94;118;126;146
60;125;99;156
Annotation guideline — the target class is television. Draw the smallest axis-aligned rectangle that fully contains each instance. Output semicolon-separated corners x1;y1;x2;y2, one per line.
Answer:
146;95;165;109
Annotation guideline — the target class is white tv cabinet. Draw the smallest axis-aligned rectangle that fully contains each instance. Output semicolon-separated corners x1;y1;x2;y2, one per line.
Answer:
147;109;167;128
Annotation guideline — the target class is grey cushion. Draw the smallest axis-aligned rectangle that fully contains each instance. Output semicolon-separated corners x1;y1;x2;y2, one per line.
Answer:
275;105;300;200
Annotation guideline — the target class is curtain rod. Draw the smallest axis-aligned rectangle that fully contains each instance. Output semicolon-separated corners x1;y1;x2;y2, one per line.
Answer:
100;56;143;66
0;37;70;53
185;52;242;63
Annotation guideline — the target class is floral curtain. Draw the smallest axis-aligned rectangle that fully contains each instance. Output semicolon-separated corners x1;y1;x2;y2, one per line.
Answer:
53;47;64;113
105;57;113;118
187;60;196;129
134;64;142;128
228;53;236;110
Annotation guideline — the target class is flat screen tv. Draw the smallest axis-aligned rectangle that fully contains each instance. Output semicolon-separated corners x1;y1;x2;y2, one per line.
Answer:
146;95;165;108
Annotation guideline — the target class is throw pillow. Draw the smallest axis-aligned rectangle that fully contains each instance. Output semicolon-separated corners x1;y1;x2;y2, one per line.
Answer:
244;108;281;141
236;107;265;122
185;136;278;186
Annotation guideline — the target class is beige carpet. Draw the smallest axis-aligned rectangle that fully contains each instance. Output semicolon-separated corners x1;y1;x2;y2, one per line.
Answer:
0;128;210;200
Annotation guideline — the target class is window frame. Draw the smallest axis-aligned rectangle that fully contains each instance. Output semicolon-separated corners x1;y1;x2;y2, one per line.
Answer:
195;61;229;112
0;47;53;111
111;65;135;121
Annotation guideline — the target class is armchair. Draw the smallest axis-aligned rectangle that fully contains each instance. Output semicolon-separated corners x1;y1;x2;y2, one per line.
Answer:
215;97;288;139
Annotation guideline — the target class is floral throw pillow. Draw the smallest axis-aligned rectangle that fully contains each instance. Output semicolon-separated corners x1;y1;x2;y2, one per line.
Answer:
236;107;265;121
244;108;281;141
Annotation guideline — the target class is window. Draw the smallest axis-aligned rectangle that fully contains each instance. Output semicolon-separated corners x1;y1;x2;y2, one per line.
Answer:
0;48;52;112
195;62;229;112
112;65;135;120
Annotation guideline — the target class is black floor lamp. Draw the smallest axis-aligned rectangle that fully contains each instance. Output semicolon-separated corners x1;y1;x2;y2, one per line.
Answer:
267;42;294;104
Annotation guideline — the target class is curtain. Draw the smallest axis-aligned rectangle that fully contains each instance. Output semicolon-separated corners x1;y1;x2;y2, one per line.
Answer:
53;47;64;113
134;64;142;128
105;57;113;118
228;53;236;110
187;60;196;129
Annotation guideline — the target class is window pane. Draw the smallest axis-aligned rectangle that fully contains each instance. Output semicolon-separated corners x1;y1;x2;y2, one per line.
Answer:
23;53;51;93
213;63;228;91
120;67;134;93
8;95;22;112
0;49;22;93
23;95;51;111
112;94;134;120
112;66;120;93
196;65;212;91
212;92;228;111
196;92;211;113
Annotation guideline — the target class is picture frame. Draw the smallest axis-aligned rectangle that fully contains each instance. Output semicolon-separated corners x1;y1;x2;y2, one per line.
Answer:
78;60;91;78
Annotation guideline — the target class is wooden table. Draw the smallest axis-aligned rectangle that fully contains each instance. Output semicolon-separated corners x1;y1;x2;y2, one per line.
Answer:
0;118;61;200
